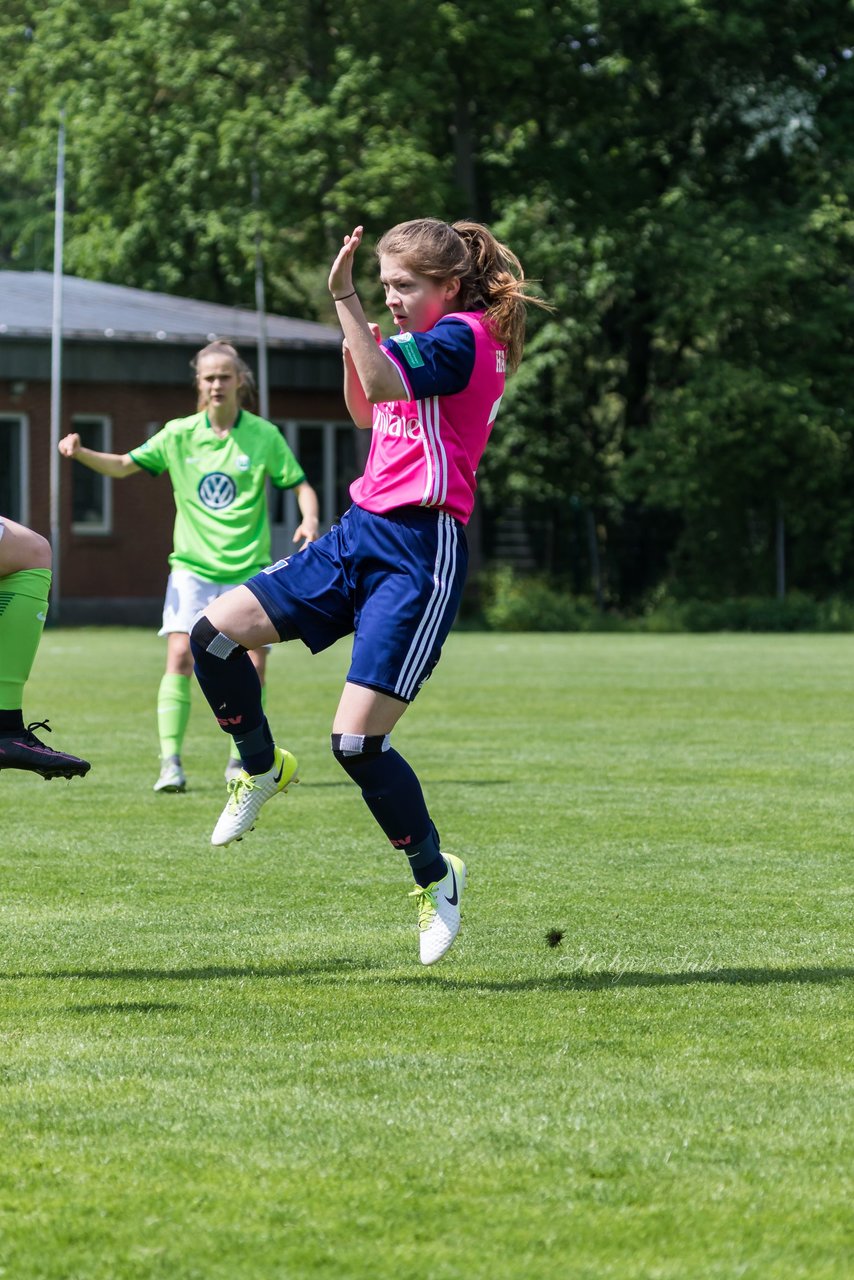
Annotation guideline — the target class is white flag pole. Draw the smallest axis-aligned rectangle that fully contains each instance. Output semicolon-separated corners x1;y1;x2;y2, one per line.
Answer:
252;163;270;421
48;108;66;620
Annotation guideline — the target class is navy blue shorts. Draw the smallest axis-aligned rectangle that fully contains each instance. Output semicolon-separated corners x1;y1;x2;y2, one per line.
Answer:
245;504;468;702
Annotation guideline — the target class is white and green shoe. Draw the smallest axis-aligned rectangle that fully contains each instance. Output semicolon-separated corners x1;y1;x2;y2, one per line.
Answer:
409;853;466;966
153;754;186;793
210;746;298;847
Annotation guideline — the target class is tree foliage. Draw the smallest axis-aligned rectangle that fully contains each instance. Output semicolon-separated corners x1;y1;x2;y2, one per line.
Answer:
2;0;852;603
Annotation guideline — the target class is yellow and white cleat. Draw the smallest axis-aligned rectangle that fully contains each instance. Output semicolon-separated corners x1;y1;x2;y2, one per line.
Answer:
210;746;298;847
409;854;466;965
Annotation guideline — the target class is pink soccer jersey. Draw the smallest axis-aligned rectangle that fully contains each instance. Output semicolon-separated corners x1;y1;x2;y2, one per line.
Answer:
349;311;507;525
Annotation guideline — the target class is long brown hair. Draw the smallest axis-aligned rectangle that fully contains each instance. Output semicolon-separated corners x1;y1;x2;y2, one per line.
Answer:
375;217;548;372
191;341;257;411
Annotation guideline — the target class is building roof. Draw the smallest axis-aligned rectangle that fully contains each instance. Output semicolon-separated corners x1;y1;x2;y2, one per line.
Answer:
0;271;342;349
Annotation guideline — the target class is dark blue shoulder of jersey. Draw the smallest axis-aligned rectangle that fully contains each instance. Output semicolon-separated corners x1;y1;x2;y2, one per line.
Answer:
382;317;476;400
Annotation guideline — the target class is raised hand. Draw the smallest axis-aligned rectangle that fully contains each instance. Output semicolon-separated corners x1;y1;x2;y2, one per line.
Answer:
329;226;364;300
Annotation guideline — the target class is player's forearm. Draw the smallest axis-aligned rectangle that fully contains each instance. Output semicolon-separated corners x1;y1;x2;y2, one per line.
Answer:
343;351;374;429
336;298;405;404
72;447;139;478
296;483;320;530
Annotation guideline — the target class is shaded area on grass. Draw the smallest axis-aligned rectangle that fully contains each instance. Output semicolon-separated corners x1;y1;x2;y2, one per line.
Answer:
66;1002;188;1014
4;963;852;990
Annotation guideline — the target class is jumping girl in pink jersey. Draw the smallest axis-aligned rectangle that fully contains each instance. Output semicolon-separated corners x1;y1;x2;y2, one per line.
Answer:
190;218;544;965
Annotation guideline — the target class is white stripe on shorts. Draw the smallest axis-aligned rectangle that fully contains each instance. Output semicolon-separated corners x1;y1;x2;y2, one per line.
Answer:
394;512;458;700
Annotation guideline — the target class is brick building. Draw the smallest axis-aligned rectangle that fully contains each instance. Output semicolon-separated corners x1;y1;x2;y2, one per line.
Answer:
0;272;352;621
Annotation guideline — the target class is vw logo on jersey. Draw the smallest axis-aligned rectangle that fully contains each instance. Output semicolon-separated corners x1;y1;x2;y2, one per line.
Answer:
198;472;237;509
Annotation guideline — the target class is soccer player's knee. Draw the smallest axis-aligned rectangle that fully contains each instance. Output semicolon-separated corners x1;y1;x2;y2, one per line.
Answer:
331;732;391;775
189;614;246;661
27;530;52;570
4;524;51;571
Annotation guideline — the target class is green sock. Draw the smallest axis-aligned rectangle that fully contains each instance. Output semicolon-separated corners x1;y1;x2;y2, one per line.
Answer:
157;673;191;759
229;681;267;762
0;568;51;712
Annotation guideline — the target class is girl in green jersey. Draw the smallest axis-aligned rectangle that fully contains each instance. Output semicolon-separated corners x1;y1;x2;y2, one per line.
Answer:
60;342;318;793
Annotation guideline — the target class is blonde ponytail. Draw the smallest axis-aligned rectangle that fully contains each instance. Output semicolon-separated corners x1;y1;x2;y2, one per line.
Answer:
452;221;546;372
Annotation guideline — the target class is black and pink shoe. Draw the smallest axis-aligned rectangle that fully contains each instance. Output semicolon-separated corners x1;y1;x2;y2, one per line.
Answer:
0;720;91;780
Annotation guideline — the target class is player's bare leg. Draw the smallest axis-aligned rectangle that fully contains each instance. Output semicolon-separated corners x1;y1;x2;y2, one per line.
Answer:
0;517;91;780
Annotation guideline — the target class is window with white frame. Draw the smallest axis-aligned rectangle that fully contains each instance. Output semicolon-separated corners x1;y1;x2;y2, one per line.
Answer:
71;415;112;533
271;421;357;544
0;415;29;525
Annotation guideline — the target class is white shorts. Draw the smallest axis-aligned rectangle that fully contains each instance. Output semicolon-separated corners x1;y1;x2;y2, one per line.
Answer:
159;569;249;636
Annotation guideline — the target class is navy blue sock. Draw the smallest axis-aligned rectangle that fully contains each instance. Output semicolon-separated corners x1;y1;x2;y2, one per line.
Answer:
231;717;275;775
190;619;275;774
331;735;446;886
403;824;447;888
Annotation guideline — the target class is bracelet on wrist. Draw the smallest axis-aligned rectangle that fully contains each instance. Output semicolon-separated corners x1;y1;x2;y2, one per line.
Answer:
333;290;357;302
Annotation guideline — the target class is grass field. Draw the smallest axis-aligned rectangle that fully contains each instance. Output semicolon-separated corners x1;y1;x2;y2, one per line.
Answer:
1;628;852;1279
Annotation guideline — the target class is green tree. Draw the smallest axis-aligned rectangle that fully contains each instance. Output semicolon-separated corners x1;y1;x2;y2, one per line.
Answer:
3;0;852;605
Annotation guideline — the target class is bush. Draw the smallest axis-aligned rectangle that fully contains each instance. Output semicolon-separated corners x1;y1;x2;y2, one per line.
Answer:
480;567;616;632
640;593;854;633
475;568;854;633
814;597;854;632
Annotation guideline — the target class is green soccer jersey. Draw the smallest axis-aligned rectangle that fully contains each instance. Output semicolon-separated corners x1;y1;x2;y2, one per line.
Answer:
129;410;306;583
